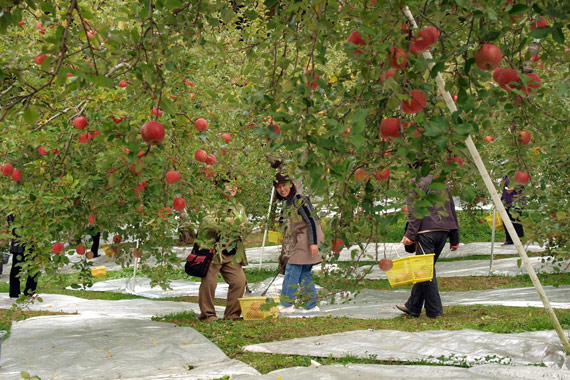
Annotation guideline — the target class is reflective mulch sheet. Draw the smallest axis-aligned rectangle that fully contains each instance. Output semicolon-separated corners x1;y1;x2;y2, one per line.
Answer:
232;363;570;380
243;328;570;369
1;314;259;380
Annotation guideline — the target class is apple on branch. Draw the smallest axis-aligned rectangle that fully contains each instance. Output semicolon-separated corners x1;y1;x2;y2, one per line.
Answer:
380;117;401;139
73;116;88;130
141;121;165;145
474;44;502;71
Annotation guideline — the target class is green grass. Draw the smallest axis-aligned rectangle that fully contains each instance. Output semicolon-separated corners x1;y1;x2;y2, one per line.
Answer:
154;304;570;373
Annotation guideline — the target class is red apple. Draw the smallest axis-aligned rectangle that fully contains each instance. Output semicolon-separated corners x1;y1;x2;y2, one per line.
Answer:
152;107;163;116
380;118;401;139
118;80;128;88
410;26;439;53
133;248;142;258
514;170;530;185
113;234;122;244
130;161;144;175
195;118;208;132
347;31;366;55
530;18;547;30
78;132;90;144
141;121;165;145
475;44;502;71
85;251;94;259
88;215;96;225
34;54;47;65
112;115;125;124
521;73;540;94
12;169;22;182
18;17;25;26
354;168;369;182
76;245;86;255
389;47;408;69
492;67;504;82
206;154;217;165
73;116;88;130
165;170;180;184
38;146;49;155
158;207;172;219
52;242;65;255
496;68;519;91
378;258;393;271
373;168;390;182
1;163;14;177
446;156;463;167
379;70;396;84
331;238;344;254
485;136;494;143
402;90;427;114
272;123;280;134
222;133;232;143
478;219;485;224
173;197;186;211
518;130;531;145
202;164;214;178
194;149;208;162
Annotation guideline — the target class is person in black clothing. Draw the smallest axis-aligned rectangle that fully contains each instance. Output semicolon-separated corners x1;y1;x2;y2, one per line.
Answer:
500;175;525;245
90;230;101;257
7;215;38;298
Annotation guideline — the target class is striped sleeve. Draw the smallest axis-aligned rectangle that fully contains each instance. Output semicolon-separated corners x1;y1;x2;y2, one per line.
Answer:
296;195;319;245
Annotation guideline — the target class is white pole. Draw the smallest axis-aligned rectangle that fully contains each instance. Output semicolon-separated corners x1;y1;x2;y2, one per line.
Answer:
489;206;496;274
403;6;570;354
131;239;139;293
259;186;276;270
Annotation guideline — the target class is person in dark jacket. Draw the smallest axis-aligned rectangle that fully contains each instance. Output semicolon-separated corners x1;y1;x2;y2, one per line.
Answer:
7;215;38;298
396;174;459;318
274;173;324;313
500;175;525;245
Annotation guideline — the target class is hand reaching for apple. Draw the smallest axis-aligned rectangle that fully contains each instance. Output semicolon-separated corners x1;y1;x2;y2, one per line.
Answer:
401;236;414;245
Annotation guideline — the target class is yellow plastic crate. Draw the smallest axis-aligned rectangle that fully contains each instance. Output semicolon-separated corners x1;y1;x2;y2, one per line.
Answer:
386;254;435;287
238;296;280;320
90;266;107;278
267;230;283;244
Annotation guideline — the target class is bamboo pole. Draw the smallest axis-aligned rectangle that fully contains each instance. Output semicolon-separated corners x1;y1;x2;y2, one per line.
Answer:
259;186;276;270
403;6;570;354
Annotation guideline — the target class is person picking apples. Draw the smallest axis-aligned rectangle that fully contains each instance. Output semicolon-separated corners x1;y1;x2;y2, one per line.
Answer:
396;159;459;319
197;175;250;322
274;172;324;314
500;175;526;245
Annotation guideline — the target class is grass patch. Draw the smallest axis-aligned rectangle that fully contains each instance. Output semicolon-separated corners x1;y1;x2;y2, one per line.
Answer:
154;305;570;373
0;306;73;339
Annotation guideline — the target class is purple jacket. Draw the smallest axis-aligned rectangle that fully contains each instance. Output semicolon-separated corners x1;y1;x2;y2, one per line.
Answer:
501;176;526;208
404;175;460;245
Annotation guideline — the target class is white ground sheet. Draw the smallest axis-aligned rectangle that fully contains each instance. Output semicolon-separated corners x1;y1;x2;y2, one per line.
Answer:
243;329;570;368
233;363;570;380
0;294;257;380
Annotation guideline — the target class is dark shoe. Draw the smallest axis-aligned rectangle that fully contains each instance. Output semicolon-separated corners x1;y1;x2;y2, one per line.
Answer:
396;304;419;317
428;313;444;319
502;242;514;246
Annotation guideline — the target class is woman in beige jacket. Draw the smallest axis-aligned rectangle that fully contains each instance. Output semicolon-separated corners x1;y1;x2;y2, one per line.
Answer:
274;173;323;313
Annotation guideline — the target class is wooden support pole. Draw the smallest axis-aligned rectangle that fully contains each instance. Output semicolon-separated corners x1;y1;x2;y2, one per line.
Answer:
403;6;570;354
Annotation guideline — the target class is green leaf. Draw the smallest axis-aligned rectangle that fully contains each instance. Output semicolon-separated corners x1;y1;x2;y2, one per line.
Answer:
23;106;39;125
164;0;183;10
483;30;501;42
350;134;365;148
429;62;445;79
530;28;548;39
220;5;235;24
424;116;447;137
20;371;31;380
552;27;565;44
509;4;528;16
88;74;115;88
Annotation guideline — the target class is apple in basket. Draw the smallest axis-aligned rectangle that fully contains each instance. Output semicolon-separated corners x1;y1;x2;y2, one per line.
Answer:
415;271;429;279
395;273;411;283
247;302;262;319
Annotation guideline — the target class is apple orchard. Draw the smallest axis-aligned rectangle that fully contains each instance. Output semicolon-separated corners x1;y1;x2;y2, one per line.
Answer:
0;0;568;288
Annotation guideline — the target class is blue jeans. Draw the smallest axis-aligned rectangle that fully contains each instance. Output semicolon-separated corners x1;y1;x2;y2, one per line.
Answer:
281;264;317;309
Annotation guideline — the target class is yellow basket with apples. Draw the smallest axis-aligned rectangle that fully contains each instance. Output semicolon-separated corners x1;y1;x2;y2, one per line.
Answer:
386;245;435;287
238;296;280;320
90;266;107;278
267;230;283;244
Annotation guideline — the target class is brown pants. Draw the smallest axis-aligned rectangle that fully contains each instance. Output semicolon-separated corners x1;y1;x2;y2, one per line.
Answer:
198;254;246;321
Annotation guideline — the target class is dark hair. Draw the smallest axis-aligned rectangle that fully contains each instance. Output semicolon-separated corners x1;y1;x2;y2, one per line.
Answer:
274;173;297;200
